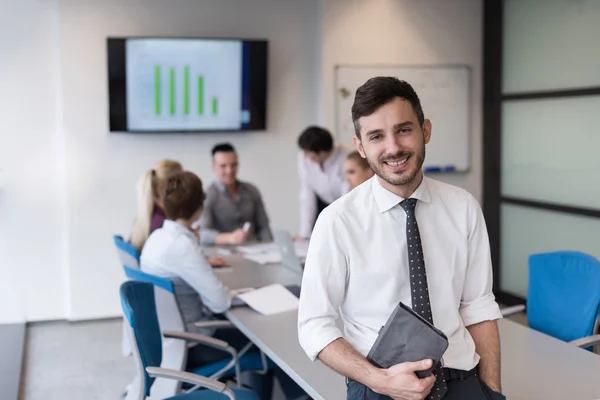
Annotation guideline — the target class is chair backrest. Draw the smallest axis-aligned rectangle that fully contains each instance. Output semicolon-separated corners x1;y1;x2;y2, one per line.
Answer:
528;251;600;342
114;235;141;270
120;281;163;396
121;267;188;399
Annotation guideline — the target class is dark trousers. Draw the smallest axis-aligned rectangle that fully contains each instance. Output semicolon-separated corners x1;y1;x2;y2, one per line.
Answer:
314;195;330;227
346;373;506;400
186;328;306;399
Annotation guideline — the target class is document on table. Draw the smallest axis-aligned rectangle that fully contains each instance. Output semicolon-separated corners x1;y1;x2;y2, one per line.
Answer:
236;284;299;315
236;243;278;254
243;252;282;265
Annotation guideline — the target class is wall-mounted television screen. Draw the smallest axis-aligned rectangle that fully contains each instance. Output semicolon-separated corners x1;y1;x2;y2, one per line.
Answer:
107;37;268;132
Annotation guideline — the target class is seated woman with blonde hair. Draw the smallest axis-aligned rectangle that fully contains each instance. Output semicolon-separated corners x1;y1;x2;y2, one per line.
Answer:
129;159;248;254
345;151;374;190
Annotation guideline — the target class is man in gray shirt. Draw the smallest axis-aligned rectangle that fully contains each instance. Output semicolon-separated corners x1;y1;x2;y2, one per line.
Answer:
200;143;273;243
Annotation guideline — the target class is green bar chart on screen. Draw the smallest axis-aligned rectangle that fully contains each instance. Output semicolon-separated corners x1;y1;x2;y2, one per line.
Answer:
152;66;218;117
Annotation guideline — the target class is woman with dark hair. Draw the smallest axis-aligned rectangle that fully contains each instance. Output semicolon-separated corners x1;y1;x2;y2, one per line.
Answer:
141;171;306;399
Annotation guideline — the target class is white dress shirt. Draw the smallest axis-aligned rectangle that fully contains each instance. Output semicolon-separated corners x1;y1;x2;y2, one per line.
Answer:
141;220;231;315
298;176;502;371
298;145;350;238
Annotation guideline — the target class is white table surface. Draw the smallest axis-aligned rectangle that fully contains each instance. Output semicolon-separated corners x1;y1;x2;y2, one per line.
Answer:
217;254;600;400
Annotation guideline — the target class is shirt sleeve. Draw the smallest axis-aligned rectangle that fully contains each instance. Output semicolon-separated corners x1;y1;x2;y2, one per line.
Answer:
298;208;347;361
252;187;273;242
459;195;502;326
198;228;218;246
171;237;231;314
298;153;317;238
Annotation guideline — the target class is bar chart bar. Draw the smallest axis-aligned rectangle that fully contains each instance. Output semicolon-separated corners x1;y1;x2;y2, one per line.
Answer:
154;66;160;115
198;76;204;115
169;68;175;116
212;97;218;116
183;66;190;115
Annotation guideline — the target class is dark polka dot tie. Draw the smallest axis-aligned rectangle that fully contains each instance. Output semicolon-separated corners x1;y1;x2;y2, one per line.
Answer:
400;198;447;400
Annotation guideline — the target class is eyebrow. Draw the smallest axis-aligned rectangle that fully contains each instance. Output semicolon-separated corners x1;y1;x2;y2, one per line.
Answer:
365;121;414;137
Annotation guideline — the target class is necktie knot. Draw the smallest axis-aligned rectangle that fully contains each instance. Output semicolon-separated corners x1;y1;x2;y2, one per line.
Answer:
400;198;418;213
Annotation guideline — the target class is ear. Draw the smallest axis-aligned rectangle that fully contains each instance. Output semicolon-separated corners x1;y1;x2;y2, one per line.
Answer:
422;119;432;145
353;136;366;158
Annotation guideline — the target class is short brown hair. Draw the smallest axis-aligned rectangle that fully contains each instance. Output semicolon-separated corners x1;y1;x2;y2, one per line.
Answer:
162;171;205;221
351;77;425;138
347;151;370;170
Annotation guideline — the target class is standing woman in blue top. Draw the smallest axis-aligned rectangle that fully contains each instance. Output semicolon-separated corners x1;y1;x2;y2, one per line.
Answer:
297;126;349;239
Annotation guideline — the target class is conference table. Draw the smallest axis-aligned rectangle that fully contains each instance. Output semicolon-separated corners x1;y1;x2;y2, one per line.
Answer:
215;253;600;400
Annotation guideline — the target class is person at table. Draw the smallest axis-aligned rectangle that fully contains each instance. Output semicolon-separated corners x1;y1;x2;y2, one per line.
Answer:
200;143;273;243
297;126;349;239
298;77;503;400
141;170;305;399
129;159;248;253
345;150;374;190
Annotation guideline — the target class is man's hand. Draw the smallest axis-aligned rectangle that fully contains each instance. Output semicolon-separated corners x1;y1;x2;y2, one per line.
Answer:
228;229;249;245
207;256;229;268
372;360;436;400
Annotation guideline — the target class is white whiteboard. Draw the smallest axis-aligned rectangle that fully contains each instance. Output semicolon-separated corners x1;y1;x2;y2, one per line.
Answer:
335;65;470;172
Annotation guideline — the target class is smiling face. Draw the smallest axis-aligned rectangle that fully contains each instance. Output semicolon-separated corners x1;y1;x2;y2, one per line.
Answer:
353;97;431;197
212;151;239;187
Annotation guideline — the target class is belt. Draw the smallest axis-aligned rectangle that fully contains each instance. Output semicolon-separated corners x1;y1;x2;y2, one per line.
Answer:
438;367;478;382
345;367;477;386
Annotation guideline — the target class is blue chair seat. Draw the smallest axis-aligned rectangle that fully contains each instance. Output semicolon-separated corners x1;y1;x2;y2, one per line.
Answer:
167;388;260;400
190;353;273;378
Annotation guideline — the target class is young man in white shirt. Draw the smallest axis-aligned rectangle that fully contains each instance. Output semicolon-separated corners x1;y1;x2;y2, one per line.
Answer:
297;126;349;239
297;77;504;400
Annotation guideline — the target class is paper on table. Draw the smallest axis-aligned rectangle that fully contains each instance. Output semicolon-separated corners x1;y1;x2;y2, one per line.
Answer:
236;243;278;254
243;252;282;265
236;283;299;315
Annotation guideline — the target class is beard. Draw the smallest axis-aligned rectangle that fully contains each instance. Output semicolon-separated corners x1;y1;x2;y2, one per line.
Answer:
367;143;426;187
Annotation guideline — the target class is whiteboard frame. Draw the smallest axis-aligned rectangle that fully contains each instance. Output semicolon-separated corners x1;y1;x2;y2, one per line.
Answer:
333;63;472;173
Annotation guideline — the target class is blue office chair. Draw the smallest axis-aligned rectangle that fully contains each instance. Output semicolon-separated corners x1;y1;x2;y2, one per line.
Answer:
119;264;267;399
114;235;141;269
502;251;600;351
120;280;260;400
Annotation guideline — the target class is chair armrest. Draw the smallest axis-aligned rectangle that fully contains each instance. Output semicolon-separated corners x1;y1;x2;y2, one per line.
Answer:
500;304;526;317
162;330;235;354
194;320;235;329
146;366;236;399
569;335;600;348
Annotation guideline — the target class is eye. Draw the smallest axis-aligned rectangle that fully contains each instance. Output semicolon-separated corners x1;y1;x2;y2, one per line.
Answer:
369;134;382;141
399;127;412;134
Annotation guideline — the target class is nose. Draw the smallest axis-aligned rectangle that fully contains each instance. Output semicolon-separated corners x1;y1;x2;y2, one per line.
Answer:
385;134;403;155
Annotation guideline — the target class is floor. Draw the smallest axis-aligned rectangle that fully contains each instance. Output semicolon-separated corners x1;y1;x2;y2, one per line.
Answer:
20;318;134;400
0;323;25;400
19;312;531;400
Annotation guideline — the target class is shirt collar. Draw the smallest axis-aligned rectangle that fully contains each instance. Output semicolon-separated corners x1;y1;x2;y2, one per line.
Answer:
162;220;198;240
214;180;240;194
371;174;431;213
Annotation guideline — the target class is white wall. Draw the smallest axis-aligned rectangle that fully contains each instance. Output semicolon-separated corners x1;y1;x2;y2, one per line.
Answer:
0;0;67;323
321;0;483;200
59;0;321;319
1;0;483;322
